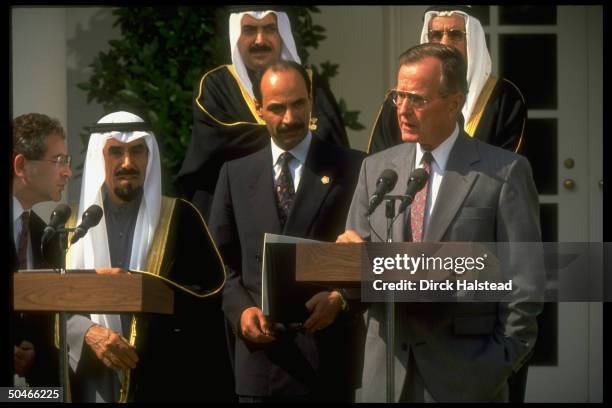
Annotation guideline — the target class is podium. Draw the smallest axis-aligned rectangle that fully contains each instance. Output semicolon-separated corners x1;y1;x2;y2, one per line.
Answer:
294;242;362;285
13;271;174;402
267;240;511;403
14;272;174;314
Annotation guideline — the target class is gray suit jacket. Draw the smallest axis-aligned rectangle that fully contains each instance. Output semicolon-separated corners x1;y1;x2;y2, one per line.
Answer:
346;131;542;402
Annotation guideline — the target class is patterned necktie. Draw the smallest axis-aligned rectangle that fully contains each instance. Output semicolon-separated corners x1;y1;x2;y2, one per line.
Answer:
410;152;433;242
18;211;30;269
275;152;295;228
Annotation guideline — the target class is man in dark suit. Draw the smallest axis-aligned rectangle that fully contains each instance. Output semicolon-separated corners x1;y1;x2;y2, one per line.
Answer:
11;113;72;386
209;60;365;402
178;8;348;222
337;44;542;402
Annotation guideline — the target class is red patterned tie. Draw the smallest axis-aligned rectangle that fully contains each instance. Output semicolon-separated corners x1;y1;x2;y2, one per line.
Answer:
18;211;30;269
275;152;295;228
410;152;433;242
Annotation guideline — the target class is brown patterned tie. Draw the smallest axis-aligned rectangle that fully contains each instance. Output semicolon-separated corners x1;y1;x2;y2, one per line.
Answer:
410;152;433;242
275;152;295;228
18;211;30;269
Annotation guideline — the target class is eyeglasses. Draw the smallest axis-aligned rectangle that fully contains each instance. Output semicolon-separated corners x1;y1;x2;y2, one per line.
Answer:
390;90;439;110
427;29;466;43
29;154;72;167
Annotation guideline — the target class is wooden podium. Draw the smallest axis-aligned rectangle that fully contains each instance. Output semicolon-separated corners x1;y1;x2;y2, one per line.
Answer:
13;272;174;314
275;241;500;403
294;242;362;285
13;271;174;402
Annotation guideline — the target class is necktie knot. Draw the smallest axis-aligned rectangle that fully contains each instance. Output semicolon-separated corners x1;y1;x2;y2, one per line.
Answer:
21;210;30;225
278;152;293;168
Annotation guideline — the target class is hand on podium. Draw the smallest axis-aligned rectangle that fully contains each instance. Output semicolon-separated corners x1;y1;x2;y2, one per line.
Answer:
336;229;365;243
240;307;275;344
14;340;35;375
85;325;138;371
95;267;127;275
303;291;344;333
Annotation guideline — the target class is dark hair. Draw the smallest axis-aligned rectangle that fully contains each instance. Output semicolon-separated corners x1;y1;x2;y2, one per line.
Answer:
12;113;65;160
398;43;468;96
255;60;312;101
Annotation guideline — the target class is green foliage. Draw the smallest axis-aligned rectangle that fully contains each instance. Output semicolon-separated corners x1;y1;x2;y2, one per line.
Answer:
80;6;363;193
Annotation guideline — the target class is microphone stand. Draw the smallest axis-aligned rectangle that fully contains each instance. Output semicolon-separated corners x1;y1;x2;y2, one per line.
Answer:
55;226;76;403
384;198;396;403
381;194;414;403
369;193;415;402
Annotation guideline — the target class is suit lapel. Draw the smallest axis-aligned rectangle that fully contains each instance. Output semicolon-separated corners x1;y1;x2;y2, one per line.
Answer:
284;137;332;237
390;143;416;243
247;148;282;234
425;132;480;242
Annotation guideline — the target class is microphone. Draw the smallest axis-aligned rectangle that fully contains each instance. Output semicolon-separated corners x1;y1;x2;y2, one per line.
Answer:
70;205;104;245
365;169;398;216
397;168;429;215
41;204;72;245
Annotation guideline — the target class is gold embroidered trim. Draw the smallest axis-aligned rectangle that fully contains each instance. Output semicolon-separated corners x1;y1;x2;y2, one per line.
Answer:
119;196;175;402
129;198;226;298
465;75;498;137
226;65;265;125
195;65;265;126
366;90;393;154
503;78;527;153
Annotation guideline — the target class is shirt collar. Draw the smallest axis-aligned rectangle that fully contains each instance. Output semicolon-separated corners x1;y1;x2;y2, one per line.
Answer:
12;195;28;222
416;123;459;171
271;131;312;166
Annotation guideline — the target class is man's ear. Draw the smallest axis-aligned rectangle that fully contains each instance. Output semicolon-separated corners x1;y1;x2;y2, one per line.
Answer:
448;92;465;117
255;99;263;118
13;154;27;178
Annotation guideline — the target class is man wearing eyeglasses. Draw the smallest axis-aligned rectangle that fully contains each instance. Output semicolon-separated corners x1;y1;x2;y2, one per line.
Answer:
368;6;526;155
337;43;541;402
11;113;72;387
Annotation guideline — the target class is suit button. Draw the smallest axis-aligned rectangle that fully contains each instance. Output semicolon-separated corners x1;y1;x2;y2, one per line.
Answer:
401;342;408;351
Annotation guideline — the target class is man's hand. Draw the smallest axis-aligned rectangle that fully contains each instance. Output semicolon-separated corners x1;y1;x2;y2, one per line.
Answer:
84;325;138;371
303;291;344;333
95;267;126;274
336;229;365;243
239;307;275;344
14;340;35;375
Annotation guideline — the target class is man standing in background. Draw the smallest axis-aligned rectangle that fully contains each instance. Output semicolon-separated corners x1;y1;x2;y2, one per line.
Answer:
178;7;348;221
12;113;72;386
210;61;364;402
368;6;526;155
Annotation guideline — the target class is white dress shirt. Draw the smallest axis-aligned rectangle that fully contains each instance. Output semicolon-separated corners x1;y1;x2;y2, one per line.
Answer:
270;131;312;192
415;123;460;232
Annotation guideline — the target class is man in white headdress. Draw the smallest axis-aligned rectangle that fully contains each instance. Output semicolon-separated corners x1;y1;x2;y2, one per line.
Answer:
177;7;349;222
368;5;526;155
66;111;231;402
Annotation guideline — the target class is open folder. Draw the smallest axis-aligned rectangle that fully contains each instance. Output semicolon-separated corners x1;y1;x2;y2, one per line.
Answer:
261;233;324;326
